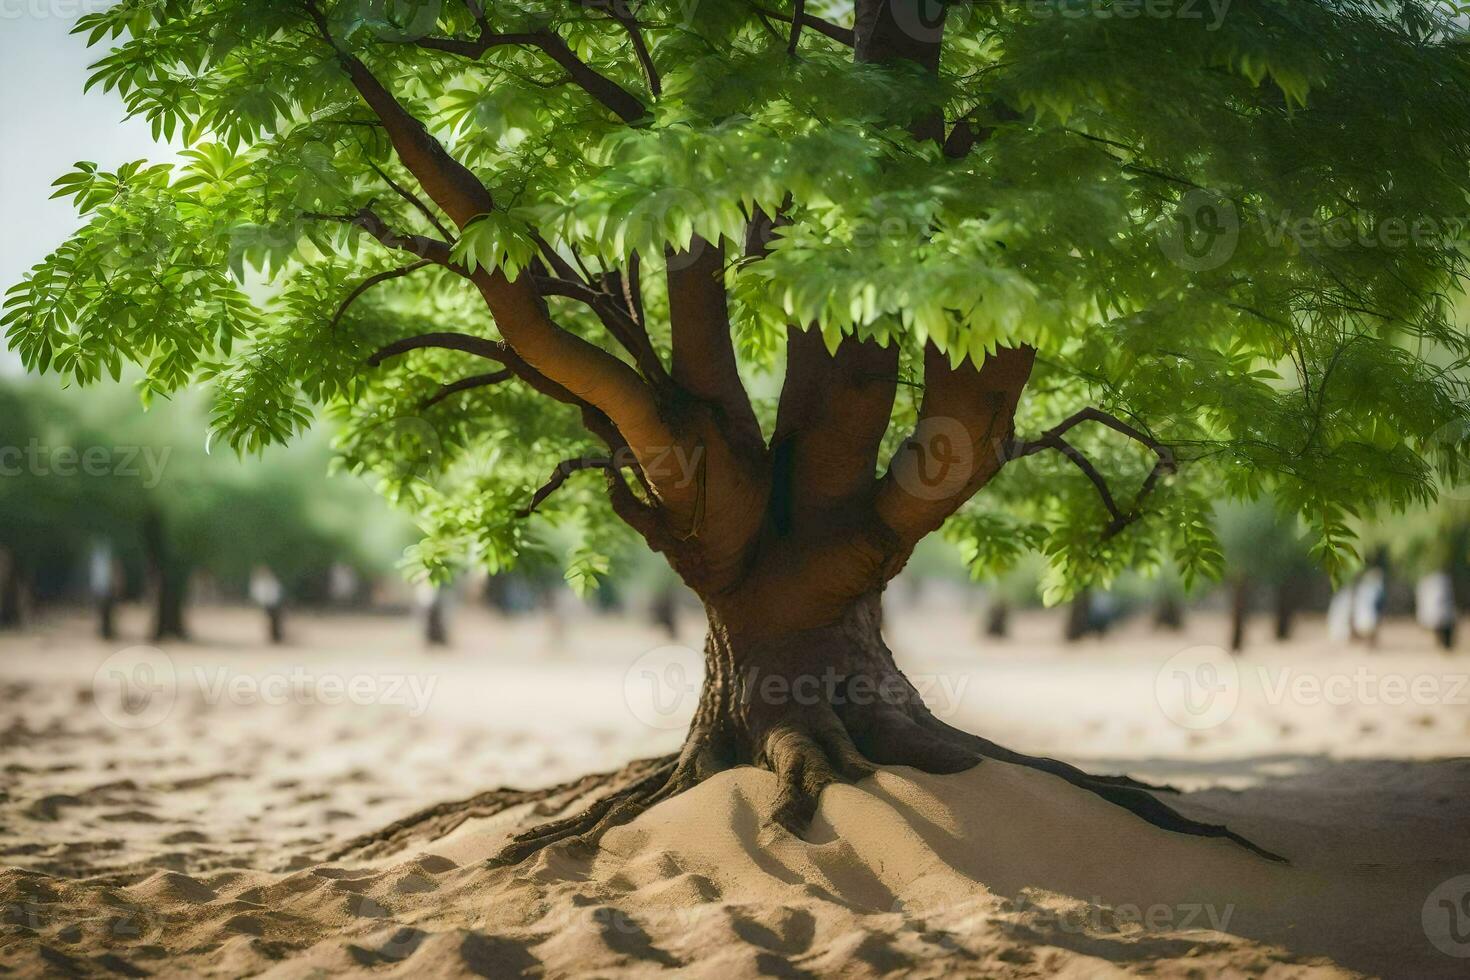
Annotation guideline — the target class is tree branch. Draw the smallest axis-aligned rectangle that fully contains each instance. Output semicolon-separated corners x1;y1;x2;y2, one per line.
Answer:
421;369;514;408
1009;407;1178;539
305;209;455;265
667;238;761;446
751;4;855;46
368;161;454;240
874;343;1036;556
329;260;435;330
531;274;668;385
412;28;647;123
305;9;686;508
367;331;514;367
517;456;620;517
773;329;899;525
604;6;661;96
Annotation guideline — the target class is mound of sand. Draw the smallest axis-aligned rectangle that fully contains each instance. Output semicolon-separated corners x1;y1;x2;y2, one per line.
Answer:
4;758;1452;978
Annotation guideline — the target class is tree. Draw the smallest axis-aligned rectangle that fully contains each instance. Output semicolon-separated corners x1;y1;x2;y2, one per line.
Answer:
1215;499;1318;650
9;0;1470;862
0;382;151;633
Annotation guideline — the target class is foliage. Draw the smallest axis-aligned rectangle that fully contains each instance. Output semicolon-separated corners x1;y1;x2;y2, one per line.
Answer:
8;0;1470;597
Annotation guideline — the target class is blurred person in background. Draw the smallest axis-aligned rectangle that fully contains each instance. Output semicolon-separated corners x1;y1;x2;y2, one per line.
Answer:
1415;570;1457;651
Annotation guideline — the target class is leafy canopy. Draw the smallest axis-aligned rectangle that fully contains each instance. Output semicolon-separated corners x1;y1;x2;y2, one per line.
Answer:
8;0;1470;599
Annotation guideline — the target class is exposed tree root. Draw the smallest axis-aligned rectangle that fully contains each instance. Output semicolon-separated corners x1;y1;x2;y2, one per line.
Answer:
332;694;1283;868
331;598;1285;868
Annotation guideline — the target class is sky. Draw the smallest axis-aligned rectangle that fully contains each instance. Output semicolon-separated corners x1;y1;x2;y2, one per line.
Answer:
0;5;165;291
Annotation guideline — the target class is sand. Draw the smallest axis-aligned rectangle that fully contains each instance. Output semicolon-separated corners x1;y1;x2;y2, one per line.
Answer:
2;602;1468;977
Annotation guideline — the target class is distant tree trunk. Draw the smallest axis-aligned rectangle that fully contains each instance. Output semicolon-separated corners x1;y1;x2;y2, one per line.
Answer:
425;591;448;647
1064;589;1091;642
650;583;678;639
1273;581;1297;642
1229;578;1249;653
983;599;1009;639
0;552;22;630
1154;594;1184;631
152;569;188;642
143;511;188;642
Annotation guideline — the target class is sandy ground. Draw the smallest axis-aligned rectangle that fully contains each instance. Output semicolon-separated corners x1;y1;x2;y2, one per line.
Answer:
1;601;1468;977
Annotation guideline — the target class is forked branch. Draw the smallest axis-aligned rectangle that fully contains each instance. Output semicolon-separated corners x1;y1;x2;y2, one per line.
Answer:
517;455;621;517
1010;408;1178;539
422;369;514;408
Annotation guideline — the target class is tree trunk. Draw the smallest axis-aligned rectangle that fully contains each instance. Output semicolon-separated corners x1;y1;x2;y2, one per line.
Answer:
0;553;22;630
1272;581;1296;642
1154;594;1184;631
490;589;1282;865
143;511;188;642
1064;589;1091;642
983;599;1009;639
152;567;188;642
425;593;448;647
1229;578;1249;653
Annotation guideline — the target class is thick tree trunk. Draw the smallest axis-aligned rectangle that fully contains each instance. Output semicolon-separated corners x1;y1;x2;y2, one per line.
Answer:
489;588;1282;866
